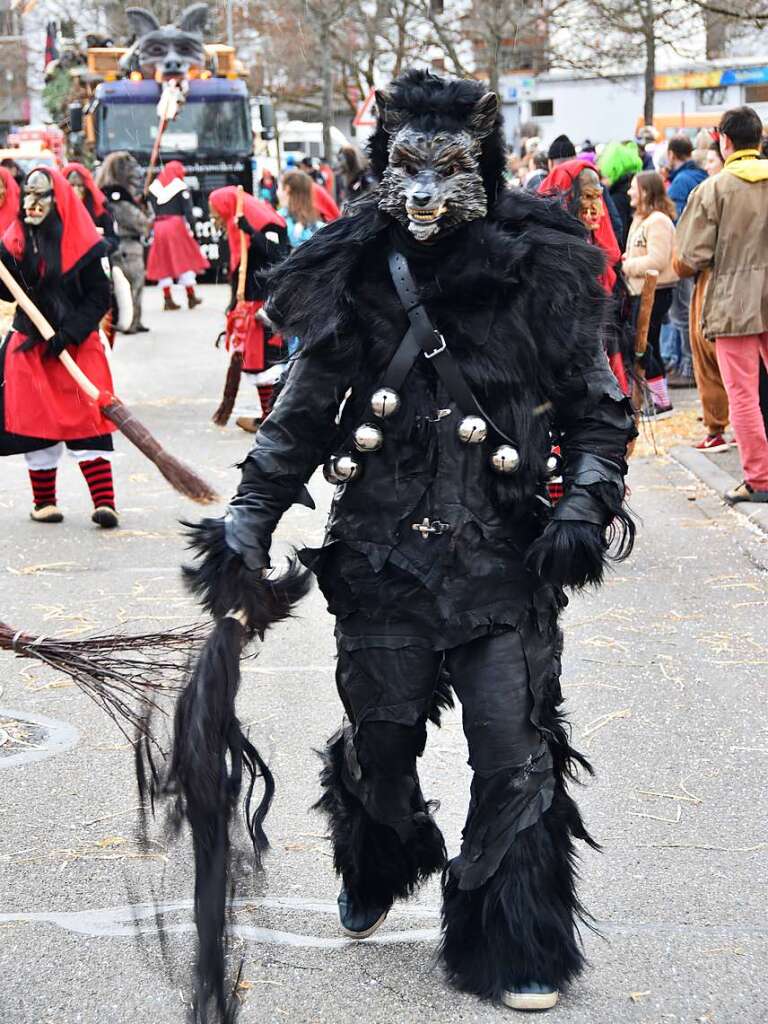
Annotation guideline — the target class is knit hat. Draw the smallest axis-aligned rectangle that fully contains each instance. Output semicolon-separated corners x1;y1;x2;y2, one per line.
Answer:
548;134;576;160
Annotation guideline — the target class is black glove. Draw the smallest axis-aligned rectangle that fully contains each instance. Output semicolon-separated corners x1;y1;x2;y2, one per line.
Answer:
237;216;255;236
47;334;68;358
17;333;67;357
525;520;607;590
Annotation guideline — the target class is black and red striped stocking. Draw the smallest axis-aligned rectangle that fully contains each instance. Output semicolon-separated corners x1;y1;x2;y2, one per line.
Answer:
28;468;58;510
79;458;116;510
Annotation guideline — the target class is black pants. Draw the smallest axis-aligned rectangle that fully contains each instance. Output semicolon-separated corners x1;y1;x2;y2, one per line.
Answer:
316;620;593;998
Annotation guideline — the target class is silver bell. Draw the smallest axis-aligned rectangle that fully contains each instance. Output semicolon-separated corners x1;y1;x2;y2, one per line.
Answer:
323;454;361;483
370;387;401;418
457;415;488;444
353;423;384;452
490;445;521;474
545;452;562;479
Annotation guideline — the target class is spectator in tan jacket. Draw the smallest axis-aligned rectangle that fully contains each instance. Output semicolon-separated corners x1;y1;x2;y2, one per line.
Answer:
675;106;768;504
673;142;731;453
622;171;679;419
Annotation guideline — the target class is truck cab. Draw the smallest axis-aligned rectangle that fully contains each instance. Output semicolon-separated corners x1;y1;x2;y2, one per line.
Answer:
91;74;253;273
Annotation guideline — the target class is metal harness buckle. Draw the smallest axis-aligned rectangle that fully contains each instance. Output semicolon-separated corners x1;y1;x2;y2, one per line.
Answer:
412;517;451;539
423;332;447;359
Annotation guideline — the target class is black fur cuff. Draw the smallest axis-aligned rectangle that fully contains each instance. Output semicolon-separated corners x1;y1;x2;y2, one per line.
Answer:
182;517;312;634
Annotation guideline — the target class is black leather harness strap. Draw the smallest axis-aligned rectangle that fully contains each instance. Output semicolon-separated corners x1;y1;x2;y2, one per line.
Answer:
386;249;516;445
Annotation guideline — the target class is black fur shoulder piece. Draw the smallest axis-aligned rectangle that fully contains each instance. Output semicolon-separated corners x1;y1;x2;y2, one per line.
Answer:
368;69;507;206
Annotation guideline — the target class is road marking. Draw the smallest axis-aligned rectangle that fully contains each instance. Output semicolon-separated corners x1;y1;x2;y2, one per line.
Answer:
0;707;79;769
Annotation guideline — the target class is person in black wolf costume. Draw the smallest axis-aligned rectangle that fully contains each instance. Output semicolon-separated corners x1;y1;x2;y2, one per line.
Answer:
186;69;634;1012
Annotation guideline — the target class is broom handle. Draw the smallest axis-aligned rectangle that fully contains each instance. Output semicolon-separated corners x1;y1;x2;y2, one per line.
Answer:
634;270;659;362
236;186;247;303
0;259;101;402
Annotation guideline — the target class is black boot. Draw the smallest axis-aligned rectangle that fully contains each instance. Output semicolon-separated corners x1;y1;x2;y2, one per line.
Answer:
337;884;389;939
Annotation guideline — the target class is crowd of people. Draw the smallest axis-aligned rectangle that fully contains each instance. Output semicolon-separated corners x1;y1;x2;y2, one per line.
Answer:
511;107;768;505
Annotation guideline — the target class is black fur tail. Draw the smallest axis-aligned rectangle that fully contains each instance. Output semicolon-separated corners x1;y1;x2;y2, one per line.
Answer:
439;788;592;1000
133;533;310;1022
313;729;446;908
170;618;264;1022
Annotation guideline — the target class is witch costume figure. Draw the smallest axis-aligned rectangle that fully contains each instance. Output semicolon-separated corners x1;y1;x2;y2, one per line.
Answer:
0;167;119;528
208;186;289;432
185;70;634;1012
147;161;208;310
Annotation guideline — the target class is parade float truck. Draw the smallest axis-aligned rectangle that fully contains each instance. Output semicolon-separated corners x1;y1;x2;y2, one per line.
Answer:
80;44;254;274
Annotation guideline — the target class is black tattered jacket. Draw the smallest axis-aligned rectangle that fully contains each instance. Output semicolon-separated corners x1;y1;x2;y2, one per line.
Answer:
213;191;635;640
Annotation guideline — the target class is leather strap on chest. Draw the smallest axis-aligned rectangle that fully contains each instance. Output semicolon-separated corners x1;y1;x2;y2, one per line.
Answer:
386;249;515;444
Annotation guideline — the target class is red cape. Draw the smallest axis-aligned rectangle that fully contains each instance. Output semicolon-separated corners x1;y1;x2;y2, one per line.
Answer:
538;158;620;293
157;160;186;186
0;166;20;237
1;166;102;277
209;186;286;273
312;182;340;222
61;162;107;219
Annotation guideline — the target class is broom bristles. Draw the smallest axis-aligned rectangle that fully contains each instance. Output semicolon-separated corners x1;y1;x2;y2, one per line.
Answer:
212;350;243;427
0;619;207;740
102;398;219;504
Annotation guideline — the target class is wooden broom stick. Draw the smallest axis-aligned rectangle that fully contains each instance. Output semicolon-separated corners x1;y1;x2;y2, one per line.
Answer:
0;259;218;504
631;269;659;414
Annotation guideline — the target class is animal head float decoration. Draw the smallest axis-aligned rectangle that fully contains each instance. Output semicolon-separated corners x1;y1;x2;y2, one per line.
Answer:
123;3;208;80
371;70;506;242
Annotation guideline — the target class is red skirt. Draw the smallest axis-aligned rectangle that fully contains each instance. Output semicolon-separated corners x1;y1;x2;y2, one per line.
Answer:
146;216;209;281
3;331;116;441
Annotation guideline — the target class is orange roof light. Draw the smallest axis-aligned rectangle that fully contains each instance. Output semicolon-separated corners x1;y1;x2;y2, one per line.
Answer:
200;70;212;79
129;71;143;82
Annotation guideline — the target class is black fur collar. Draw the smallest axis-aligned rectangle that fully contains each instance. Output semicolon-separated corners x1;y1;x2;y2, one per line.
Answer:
264;188;605;361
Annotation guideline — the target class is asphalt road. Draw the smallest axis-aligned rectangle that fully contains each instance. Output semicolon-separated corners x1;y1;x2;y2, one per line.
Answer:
1;285;767;1024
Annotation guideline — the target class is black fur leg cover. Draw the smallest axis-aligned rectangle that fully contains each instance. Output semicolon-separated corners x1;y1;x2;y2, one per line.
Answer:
313;727;446;907
439;787;592;999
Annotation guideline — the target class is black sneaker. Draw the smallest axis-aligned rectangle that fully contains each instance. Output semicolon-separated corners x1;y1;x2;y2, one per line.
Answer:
337;885;389;939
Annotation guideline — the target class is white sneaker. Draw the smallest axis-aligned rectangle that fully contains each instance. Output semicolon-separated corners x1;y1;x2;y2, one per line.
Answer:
501;982;559;1011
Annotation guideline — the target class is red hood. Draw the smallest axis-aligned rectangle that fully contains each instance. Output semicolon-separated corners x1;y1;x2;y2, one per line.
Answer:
0;166;20;237
61;161;107;220
157;161;186;186
312;182;340;222
209;187;286;273
538;158;620;293
1;166;102;276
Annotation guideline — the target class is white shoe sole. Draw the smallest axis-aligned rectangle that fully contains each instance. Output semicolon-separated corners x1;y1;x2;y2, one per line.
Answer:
501;989;559;1011
697;444;732;454
340;909;388;940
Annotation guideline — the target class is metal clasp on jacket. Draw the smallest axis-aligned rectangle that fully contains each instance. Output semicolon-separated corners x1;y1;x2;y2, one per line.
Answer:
423;331;446;359
412;517;451;539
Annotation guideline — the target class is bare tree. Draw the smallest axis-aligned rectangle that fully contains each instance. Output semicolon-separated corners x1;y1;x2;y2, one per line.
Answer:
549;0;703;123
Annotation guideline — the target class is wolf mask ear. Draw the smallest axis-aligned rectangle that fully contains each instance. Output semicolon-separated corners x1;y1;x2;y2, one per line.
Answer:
469;92;500;139
125;7;160;37
178;2;210;35
374;90;404;136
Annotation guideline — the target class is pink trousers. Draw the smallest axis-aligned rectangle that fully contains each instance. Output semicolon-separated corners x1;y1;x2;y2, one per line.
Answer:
715;333;768;490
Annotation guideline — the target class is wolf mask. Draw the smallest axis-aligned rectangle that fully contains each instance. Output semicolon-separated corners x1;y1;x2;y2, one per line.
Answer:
124;4;208;80
372;71;502;242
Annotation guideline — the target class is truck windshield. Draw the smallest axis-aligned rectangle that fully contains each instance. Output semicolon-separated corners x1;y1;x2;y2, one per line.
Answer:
97;97;250;156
